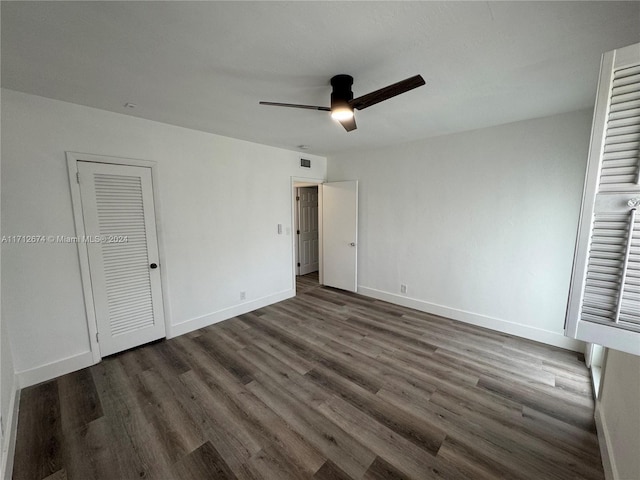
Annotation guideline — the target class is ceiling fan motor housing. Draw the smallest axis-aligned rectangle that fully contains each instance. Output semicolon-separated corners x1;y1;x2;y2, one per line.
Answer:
330;74;354;111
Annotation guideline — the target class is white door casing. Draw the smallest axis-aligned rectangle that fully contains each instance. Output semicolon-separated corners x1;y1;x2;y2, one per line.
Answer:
298;186;319;275
322;181;358;292
566;43;640;356
77;160;166;357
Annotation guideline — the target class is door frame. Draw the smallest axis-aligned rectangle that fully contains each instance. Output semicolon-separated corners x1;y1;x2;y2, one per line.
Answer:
291;177;324;293
66;152;170;363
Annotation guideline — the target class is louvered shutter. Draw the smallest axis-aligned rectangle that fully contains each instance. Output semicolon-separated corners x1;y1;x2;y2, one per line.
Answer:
566;43;640;355
77;161;165;356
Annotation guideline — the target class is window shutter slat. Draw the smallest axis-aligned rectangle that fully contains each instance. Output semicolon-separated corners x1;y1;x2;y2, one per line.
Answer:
619;220;640;328
598;64;640;193
611;90;640;106
567;43;640;354
608;113;640;127
580;215;627;325
609;98;640;113
613;64;640;80
612;81;640;98
613;71;640;88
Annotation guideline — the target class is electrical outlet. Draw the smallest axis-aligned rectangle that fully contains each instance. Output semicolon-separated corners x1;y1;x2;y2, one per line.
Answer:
400;284;407;294
240;291;246;300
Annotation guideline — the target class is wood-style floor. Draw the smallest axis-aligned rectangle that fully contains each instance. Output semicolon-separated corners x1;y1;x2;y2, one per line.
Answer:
13;273;604;480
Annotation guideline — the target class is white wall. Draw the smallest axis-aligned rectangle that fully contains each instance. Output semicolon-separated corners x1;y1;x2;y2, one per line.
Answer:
0;320;16;480
328;110;592;349
1;79;18;479
597;350;640;480
1;88;326;386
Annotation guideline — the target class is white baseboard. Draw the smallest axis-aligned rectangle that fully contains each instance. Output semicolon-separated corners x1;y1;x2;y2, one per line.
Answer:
358;286;584;352
1;381;19;480
16;350;94;389
14;290;296;388
169;289;295;338
595;402;616;480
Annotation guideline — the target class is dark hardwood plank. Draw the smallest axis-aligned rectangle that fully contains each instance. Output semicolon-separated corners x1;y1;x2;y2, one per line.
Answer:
193;333;254;385
477;374;597;431
13;274;604;480
57;369;103;433
175;336;328;477
296;272;321;294
172;341;269;457
248;444;312;480
241;312;384;394
244;375;376;478
305;367;447;456
317;397;462;479
429;389;603;480
153;339;192;375
13;380;63;480
42;469;67;480
177;369;263;477
117;342;155;376
313;459;353;480
431;346;556;386
362;456;411;480
236;338;331;409
521;406;600;457
377;349;480;388
60;416;130;480
91;359;175;479
134;368;205;463
171;441;238;480
240;326;316;375
435;435;523;480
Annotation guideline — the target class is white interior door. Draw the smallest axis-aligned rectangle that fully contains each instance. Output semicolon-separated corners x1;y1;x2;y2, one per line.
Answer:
298;186;319;275
77;161;166;356
322;181;358;292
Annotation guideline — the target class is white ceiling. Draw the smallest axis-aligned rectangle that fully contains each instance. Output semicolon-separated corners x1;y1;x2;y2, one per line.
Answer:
2;1;639;156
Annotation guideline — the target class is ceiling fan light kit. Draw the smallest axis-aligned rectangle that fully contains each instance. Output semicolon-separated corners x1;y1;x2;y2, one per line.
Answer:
260;74;425;132
330;107;354;121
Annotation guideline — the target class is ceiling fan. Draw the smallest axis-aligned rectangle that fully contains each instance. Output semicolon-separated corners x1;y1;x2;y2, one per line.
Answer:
259;74;425;132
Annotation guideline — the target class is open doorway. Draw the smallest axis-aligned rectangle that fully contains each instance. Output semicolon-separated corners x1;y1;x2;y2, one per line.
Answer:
291;177;358;296
294;183;320;293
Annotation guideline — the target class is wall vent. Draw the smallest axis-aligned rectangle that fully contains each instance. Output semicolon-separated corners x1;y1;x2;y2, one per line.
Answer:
300;158;311;168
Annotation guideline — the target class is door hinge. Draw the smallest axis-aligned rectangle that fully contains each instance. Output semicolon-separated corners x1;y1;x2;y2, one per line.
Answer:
96;332;99;343
297;229;300;235
76;171;80;184
297;262;301;267
296;196;300;201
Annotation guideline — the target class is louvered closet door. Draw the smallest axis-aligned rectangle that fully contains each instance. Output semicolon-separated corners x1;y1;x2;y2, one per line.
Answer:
77;161;165;356
566;43;640;355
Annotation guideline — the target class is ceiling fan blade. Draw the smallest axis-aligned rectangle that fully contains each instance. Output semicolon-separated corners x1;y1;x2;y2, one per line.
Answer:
259;101;330;111
339;116;357;132
349;75;425;111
